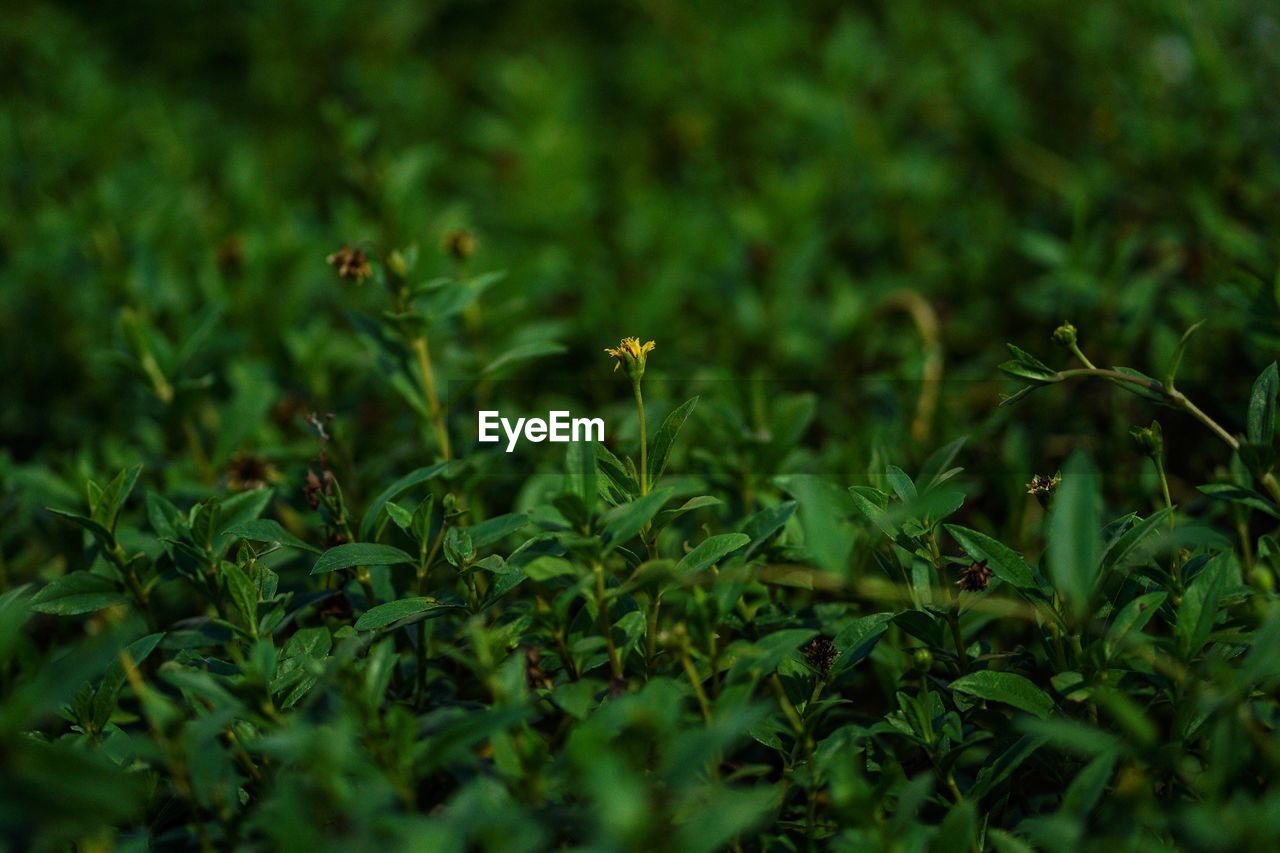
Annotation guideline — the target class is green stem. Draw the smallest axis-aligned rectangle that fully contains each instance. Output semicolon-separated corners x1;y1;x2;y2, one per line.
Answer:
411;335;451;460
593;561;623;680
633;380;648;495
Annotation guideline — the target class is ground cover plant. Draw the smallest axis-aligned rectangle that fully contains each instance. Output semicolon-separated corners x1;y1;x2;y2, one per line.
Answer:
3;1;1280;850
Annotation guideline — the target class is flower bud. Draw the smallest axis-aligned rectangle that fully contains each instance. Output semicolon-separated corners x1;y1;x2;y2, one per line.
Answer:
912;648;934;673
1130;420;1164;458
1052;323;1078;348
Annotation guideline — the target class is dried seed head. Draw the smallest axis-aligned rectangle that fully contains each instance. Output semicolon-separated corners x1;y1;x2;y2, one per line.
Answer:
225;452;276;492
326;245;373;284
957;560;994;592
441;228;478;261
304;467;335;510
604;337;656;381
803;636;838;674
1026;473;1060;497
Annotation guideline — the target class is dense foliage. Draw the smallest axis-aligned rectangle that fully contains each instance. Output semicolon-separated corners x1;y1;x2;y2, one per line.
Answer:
3;1;1280;850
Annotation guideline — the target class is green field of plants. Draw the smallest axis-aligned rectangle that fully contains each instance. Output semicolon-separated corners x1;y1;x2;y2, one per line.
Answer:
3;1;1280;850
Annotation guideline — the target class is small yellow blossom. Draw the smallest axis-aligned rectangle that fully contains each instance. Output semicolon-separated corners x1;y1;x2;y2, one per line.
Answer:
604;337;656;380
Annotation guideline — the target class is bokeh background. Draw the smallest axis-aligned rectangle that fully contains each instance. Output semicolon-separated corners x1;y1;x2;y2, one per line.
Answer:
3;0;1279;551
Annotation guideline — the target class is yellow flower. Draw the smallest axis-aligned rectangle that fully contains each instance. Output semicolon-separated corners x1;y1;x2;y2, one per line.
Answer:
604;337;656;379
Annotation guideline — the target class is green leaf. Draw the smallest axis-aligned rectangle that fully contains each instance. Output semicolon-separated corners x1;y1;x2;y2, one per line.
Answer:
1103;591;1167;658
777;475;855;574
1247;362;1279;446
468;513;530;549
676;533;749;573
31;573;129;616
311;543;416;575
47;508;115;549
1164;319;1204;389
482;340;567;376
359;462;454;540
1047;452;1103;620
523;556;577;582
601;489;672;553
355;597;460;630
1176;554;1229;655
950;671;1054;718
647;396;699;486
739;500;796;557
90;464;142;532
1197;484;1280;518
223;519;321;553
222;562;259;630
945;524;1037;590
999;344;1058;383
564;440;598;512
655;495;722;531
1101;507;1174;571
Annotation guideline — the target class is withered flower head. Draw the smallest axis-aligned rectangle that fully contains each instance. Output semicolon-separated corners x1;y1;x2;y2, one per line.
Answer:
304;467;335;510
441;228;478;261
803;636;838;673
225;452;277;492
1026;473;1061;508
326;245;373;284
957;560;994;592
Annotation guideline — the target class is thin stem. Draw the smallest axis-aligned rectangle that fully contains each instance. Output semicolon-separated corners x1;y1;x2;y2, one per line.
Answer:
593;561;623;680
1154;456;1175;531
633;380;648;495
411;336;451;460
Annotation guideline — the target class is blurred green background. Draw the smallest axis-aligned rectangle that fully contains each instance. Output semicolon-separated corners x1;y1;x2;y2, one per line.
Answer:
2;0;1279;508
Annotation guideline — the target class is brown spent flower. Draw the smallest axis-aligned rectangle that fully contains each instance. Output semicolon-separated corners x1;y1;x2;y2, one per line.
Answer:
1026;473;1061;497
803;636;838;673
225;452;277;492
957;560;994;592
304;467;335;510
441;228;478;261
326;245;373;284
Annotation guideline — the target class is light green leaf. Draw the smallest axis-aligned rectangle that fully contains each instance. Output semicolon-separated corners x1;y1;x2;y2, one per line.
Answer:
676;533;749;573
1047;452;1103;620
